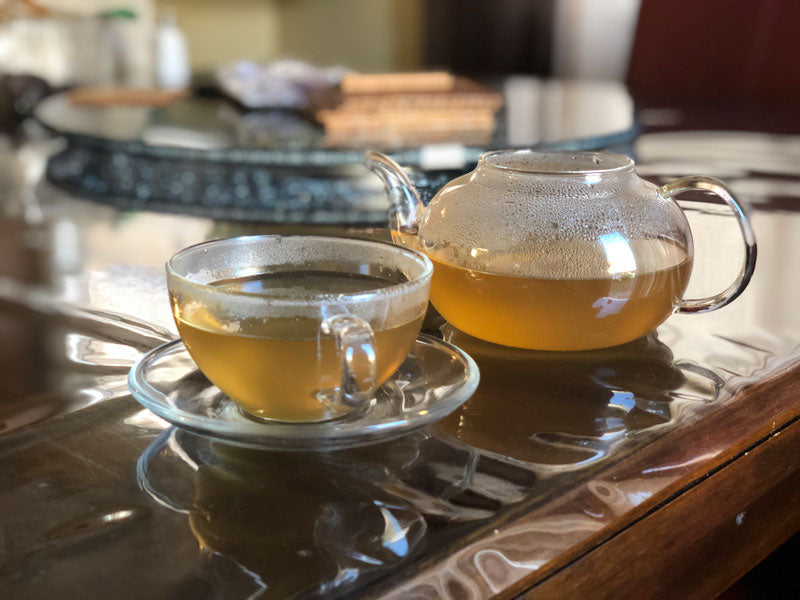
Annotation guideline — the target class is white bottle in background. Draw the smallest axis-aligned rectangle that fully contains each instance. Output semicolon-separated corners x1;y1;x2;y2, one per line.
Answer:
155;9;191;89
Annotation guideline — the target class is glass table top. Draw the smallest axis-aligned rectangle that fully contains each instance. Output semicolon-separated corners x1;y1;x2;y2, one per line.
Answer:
0;130;798;598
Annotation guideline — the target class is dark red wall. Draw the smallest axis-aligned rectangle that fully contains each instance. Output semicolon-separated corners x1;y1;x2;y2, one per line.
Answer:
627;0;800;105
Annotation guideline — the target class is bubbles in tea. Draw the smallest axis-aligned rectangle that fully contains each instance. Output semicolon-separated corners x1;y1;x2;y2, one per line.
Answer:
423;237;692;351
173;271;424;422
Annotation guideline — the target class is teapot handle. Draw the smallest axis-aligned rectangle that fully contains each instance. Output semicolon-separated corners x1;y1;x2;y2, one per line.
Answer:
658;176;757;314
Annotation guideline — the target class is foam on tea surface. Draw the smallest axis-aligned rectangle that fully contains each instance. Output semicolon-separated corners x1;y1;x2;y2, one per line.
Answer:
213;270;402;298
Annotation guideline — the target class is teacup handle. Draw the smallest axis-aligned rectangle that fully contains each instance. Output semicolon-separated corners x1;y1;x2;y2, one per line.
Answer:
658;176;757;313
321;314;377;409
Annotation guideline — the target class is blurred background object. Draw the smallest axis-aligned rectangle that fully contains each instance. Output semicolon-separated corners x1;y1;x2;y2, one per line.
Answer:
421;0;640;81
215;59;346;110
0;73;50;132
2;0;797;102
154;6;189;90
0;0;154;87
552;0;641;80
1;0;798;221
315;72;503;148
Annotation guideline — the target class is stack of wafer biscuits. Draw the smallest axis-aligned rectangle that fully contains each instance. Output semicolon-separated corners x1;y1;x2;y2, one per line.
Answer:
315;72;503;149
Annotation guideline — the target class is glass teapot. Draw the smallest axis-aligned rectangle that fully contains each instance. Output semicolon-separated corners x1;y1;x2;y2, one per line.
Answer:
366;150;757;351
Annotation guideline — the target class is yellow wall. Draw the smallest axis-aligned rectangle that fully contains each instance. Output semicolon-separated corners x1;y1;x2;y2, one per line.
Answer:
164;0;282;73
281;0;390;71
393;0;424;71
38;0;423;76
160;0;423;74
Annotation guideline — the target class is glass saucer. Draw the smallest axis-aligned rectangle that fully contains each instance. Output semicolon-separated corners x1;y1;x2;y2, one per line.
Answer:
128;334;479;451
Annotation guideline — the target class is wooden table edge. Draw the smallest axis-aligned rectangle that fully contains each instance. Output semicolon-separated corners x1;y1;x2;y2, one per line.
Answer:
364;360;800;599
516;362;800;599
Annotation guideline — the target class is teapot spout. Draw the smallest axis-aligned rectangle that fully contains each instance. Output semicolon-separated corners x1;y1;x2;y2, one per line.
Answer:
364;151;425;243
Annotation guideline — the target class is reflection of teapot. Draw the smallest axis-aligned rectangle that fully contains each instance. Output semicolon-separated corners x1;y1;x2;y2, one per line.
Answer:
436;324;721;467
366;150;757;351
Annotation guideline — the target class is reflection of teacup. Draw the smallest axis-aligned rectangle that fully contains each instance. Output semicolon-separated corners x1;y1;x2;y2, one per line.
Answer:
139;429;426;598
437;324;689;466
166;236;432;422
188;455;341;597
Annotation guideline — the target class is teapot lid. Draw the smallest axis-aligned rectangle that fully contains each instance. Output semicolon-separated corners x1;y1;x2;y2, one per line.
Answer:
479;150;634;175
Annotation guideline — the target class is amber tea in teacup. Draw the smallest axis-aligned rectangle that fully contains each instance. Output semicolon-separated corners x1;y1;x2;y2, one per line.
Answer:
167;236;432;423
174;272;424;421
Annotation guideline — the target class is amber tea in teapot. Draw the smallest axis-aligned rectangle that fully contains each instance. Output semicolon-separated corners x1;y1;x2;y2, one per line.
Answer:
425;237;692;350
367;150;756;351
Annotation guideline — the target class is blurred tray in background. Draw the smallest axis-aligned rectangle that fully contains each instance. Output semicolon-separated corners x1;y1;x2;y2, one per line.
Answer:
33;79;638;225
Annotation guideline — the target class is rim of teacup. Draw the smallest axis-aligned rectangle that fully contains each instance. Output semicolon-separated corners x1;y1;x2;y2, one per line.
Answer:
478;149;635;175
166;234;433;307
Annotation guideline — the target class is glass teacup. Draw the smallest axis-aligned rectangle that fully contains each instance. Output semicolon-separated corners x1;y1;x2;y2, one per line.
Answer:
166;235;432;423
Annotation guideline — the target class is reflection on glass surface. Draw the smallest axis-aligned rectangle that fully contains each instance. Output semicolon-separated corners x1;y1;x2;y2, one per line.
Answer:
598;232;637;276
0;211;174;433
131;321;728;598
437;324;722;470
1;130;798;598
139;428;427;599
